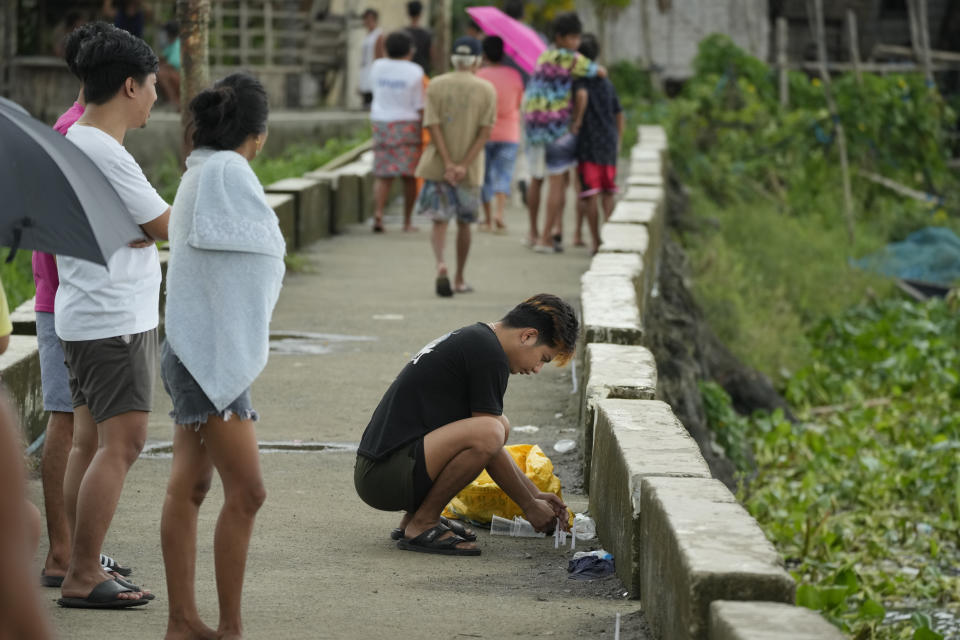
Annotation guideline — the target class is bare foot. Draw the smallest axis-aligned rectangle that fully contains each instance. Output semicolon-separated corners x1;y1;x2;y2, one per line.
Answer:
165;619;218;640
61;572;143;601
402;224;419;232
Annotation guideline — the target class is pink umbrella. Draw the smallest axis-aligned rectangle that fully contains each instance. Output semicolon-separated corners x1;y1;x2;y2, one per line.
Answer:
466;6;546;73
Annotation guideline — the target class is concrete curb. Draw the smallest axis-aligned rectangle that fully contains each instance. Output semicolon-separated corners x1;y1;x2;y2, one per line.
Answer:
577;126;834;639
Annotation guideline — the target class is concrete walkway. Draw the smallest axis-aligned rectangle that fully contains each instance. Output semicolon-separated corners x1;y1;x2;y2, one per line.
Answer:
28;198;648;639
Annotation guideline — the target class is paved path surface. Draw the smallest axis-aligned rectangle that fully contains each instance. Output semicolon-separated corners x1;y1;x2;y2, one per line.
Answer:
28;198;649;639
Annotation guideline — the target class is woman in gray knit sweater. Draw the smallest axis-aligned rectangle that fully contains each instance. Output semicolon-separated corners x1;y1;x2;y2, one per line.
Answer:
159;73;285;640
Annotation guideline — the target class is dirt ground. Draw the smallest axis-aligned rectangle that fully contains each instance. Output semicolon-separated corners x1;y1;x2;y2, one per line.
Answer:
27;196;650;639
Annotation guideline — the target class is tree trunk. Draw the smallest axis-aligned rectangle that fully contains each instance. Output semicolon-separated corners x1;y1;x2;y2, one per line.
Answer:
177;0;210;163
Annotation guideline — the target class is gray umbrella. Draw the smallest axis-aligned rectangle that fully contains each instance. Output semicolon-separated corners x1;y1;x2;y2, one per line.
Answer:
0;97;144;266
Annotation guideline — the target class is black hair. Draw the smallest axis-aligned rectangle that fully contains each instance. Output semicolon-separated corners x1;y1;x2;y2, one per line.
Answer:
578;33;599;61
385;30;413;58
501;294;579;365
190;73;269;151
74;27;158;104
362;8;378;20
502;0;523;19
551;12;582;38
482;35;504;63
64;21;116;79
407;1;423;18
163;20;179;39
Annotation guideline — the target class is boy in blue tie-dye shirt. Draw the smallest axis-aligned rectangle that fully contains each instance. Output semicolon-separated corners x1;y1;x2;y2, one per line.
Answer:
522;12;605;253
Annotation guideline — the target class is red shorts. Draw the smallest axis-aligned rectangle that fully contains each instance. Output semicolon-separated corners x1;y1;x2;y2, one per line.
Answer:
578;162;618;197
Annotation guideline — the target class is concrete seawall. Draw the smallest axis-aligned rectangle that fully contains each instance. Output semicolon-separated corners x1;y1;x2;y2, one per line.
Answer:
577;126;843;639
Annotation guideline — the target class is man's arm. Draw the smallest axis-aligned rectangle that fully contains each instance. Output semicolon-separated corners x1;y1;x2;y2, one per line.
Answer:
452;125;492;183
616;111;625;149
427;123;458;184
139;207;171;242
570;87;588;135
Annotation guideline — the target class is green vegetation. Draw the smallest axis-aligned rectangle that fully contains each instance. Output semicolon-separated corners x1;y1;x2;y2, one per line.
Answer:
0;249;37;312
611;34;959;638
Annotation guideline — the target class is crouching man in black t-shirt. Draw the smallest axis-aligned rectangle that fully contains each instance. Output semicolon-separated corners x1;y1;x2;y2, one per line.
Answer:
355;294;578;556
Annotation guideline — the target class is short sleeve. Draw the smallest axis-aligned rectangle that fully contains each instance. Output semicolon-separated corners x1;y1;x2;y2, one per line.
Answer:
423;82;440;127
571;52;598;78
108;152;169;225
468;358;508;415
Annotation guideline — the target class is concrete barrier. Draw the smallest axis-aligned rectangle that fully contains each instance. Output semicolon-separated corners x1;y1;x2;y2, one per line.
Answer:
10;298;36;336
587;252;642;279
590;400;712;596
598;222;649;257
579;272;643;346
0;335;44;446
579;344;657;483
265;177;331;247
709;601;845;640
626;173;663;187
623;185;665;203
640;476;796;640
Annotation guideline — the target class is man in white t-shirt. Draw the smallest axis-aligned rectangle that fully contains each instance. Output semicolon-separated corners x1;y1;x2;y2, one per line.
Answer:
369;30;424;232
55;28;169;610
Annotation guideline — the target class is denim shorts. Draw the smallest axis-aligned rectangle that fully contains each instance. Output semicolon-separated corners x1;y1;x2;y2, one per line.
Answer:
482;141;519;202
36;312;73;413
416;180;480;223
160;340;258;430
527;132;578;179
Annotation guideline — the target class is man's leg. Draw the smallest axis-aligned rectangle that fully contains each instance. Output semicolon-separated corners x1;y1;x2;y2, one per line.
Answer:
431;219;449;279
402;176;418;231
601;191;616;222
40;411;73;578
372;177;392;230
585;194;601;254
61;405;97;556
453;220;471;291
537;172;567;248
526;177;543;245
403;416;506;548
494;192;508;229
61;410;147;602
162;426;216;640
201;415;266;640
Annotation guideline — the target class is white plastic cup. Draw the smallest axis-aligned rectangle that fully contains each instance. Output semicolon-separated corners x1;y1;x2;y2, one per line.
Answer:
490;514;513;536
512;516;546;538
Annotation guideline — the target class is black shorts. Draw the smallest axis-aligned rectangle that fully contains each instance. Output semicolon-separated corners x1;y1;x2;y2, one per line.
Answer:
354;438;432;513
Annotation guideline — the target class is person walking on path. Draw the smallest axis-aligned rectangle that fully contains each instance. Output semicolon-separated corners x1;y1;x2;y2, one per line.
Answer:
522;12;604;254
37;20;140;593
55;27;169;610
570;34;624;254
414;36;496;297
357;8;384;108
160;73;285;640
355;294;577;555
476;36;524;234
369;30;424;233
405;1;433;75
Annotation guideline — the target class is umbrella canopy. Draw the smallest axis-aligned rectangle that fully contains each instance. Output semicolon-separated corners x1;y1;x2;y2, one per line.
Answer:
466;6;546;73
0;98;143;266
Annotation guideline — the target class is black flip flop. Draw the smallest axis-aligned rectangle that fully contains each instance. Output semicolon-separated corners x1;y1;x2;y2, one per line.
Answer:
41;570;64;588
390;517;477;542
100;554;132;577
114;577;155;601
396;524;480;556
435;275;453;298
57;578;150;609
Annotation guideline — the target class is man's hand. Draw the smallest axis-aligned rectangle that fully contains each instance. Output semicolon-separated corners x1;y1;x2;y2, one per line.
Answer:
524;498;561;533
570;119;583;136
596;65;607;78
127;238;155;249
537;492;570;530
444;164;466;185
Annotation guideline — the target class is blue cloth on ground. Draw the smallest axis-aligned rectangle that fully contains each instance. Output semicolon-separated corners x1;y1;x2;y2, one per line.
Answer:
567;556;616;580
855;226;960;286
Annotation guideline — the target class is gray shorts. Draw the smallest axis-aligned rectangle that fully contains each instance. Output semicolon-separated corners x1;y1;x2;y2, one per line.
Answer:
61;329;157;424
354;439;432;513
36;312;73;413
160;340;257;430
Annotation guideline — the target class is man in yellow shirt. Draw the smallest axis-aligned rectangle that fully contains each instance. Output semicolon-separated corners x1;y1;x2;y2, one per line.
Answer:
414;37;497;297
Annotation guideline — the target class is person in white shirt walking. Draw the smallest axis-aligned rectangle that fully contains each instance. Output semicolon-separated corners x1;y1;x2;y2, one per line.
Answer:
369;30;424;232
357;8;384;108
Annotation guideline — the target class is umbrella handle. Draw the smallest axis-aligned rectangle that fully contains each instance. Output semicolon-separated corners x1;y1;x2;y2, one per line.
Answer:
6;217;31;263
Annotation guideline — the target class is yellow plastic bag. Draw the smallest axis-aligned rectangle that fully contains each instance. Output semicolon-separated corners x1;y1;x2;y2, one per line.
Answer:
442;444;568;525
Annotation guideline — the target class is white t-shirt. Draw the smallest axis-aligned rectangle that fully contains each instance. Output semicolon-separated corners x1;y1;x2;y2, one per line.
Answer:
370;58;424;123
357;27;382;93
56;125;169;341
